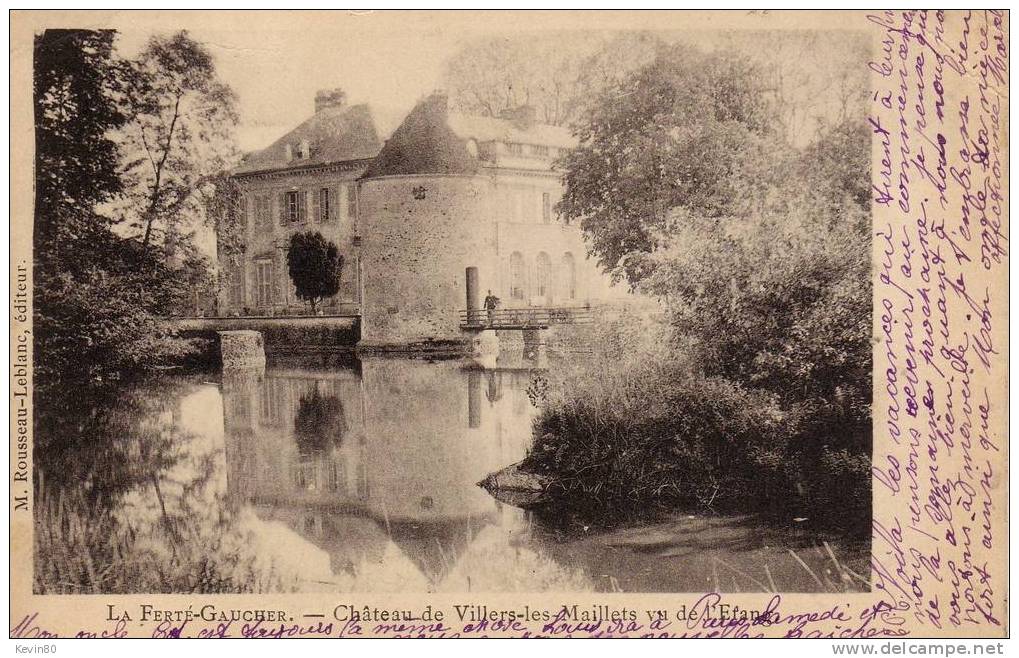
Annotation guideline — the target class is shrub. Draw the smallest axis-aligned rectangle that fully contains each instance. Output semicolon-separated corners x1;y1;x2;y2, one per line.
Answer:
286;232;343;313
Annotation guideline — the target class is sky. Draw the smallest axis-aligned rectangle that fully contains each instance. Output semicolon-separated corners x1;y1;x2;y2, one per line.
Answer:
105;10;871;153
114;13;463;152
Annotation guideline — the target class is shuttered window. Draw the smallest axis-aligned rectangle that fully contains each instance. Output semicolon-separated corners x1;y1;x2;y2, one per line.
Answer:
319;188;330;222
255;260;274;306
229;262;245;307
283;191;301;222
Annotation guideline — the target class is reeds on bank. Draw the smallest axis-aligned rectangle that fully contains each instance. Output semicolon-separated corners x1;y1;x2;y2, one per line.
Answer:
33;483;298;594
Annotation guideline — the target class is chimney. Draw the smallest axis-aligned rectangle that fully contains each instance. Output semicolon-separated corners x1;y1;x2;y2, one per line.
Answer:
499;104;537;130
315;88;347;113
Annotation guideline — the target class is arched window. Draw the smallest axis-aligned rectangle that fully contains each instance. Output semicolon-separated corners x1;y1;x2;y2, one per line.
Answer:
535;252;552;300
509;252;525;300
561;252;577;301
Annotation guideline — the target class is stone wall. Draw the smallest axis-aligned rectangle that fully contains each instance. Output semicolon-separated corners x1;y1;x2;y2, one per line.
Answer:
218;330;266;371
177;316;359;354
358;174;499;344
225;165;365;315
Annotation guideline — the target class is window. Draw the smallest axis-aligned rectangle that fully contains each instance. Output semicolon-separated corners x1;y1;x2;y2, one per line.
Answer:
509;252;525;300
542;192;552;224
302;514;320;535
319;188;330;222
346;183;357;220
229;263;245;307
329;458;346;492
506;142;523;156
260;378;280;424
535;252;552;300
285;191;300;222
561;252;577;301
531;144;549;157
255;195;271;226
255;260;274;307
240;197;250;228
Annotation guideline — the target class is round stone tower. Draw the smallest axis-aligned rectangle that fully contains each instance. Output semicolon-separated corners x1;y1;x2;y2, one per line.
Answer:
358;173;499;346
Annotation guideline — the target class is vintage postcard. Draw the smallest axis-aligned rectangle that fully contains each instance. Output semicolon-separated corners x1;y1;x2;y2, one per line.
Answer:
9;9;1009;642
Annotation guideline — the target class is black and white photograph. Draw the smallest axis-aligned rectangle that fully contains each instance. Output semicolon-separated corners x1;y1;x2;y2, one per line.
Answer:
29;17;875;597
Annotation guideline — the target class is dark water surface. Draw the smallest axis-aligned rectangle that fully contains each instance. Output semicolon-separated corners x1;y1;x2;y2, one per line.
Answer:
37;357;869;593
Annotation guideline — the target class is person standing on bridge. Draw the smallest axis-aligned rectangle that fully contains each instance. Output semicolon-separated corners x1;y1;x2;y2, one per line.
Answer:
483;290;500;326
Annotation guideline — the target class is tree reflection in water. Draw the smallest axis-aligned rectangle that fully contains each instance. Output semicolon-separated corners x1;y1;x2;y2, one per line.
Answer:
293;388;348;456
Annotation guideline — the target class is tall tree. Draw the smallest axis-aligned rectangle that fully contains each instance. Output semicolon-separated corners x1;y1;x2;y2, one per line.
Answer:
33;29;206;388
441;30;867;142
34;29;131;387
33;29;127;251
114;31;239;250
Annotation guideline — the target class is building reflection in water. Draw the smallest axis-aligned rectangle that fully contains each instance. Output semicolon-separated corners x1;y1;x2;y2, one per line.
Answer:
219;357;591;592
83;353;866;594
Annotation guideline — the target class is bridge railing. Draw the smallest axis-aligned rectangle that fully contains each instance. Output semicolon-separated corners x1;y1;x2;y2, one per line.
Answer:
459;306;595;329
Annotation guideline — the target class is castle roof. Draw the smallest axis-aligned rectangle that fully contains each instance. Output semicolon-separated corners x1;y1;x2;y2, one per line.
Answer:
234;93;576;179
361;94;478;178
362;93;576;179
233;103;400;175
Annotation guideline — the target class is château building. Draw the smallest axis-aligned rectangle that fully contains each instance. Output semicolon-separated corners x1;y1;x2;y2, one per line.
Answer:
223;89;616;345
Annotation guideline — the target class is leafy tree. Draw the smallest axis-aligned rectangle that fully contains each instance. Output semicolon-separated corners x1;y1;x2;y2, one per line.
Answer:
713;31;870;143
557;45;786;284
113;30;239;251
286;232;343;313
559;47;871;417
548;46;873;529
796;118;872;212
33;29;213;389
442;30;868;141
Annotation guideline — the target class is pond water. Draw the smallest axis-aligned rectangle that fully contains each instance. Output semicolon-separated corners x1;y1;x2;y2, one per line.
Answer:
36;356;869;594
